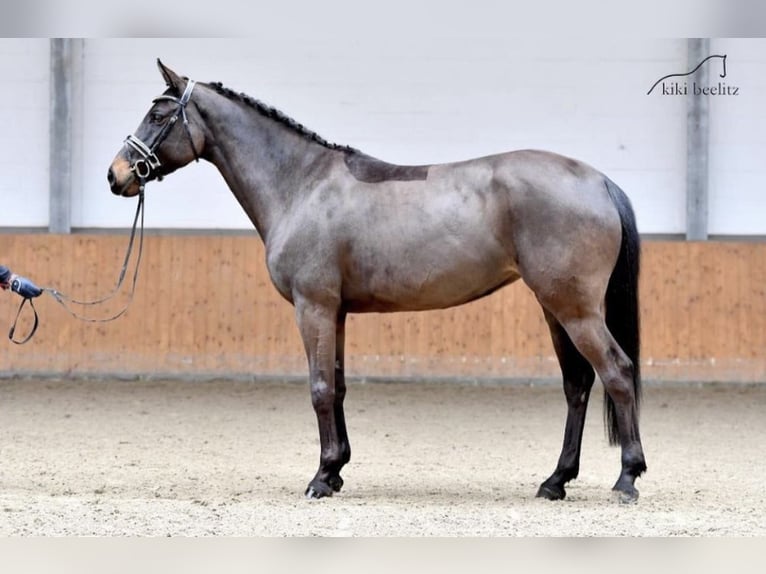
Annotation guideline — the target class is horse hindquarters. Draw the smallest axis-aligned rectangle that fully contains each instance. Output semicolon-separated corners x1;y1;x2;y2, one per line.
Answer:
531;177;646;502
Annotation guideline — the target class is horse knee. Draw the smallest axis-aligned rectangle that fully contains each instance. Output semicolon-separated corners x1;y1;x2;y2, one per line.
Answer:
310;378;335;415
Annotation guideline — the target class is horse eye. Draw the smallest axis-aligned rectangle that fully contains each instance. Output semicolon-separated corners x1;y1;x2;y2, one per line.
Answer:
150;112;165;124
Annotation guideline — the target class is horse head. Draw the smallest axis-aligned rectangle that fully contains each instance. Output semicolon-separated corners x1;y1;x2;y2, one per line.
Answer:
107;59;205;197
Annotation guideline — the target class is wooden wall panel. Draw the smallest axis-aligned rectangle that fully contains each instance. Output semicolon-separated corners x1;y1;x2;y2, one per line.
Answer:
1;235;764;382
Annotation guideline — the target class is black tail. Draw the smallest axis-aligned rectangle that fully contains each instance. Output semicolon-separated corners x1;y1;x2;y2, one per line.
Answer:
603;177;641;446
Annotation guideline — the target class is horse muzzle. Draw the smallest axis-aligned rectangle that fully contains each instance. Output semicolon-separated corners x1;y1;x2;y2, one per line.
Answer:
108;157;141;197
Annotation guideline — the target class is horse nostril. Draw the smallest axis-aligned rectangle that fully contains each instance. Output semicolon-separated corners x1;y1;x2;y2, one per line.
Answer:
107;167;116;187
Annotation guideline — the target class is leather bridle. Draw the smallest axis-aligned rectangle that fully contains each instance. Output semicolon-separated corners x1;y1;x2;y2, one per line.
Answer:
124;79;200;183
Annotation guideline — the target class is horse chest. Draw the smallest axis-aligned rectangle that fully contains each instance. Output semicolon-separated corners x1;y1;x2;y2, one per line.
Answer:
265;230;339;304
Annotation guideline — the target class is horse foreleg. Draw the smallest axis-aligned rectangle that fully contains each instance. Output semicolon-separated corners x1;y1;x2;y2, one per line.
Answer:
295;296;345;499
537;309;595;501
332;310;351;491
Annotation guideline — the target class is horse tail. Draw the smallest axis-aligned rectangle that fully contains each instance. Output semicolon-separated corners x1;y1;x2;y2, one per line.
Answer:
603;177;641;446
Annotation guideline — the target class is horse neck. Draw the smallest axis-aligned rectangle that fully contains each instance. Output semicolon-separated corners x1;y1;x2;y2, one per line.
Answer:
200;98;334;242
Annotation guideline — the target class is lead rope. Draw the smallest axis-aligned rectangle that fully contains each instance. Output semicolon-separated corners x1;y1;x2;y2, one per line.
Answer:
6;186;145;344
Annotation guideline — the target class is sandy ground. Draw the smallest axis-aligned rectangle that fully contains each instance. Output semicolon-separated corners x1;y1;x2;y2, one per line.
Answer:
0;377;764;536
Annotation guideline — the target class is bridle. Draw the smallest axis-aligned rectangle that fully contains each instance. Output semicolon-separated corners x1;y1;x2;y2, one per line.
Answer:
124;79;200;185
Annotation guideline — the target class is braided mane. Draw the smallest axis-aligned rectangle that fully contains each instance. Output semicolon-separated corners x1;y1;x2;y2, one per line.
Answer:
207;81;357;153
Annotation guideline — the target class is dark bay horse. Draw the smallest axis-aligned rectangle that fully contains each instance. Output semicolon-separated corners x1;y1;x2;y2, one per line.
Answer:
108;60;647;502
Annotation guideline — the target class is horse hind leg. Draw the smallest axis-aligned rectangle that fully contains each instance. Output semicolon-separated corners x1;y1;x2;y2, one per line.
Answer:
557;312;647;502
537;309;596;501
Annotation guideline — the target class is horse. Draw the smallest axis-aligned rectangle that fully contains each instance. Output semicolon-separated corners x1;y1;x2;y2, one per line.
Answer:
107;60;647;503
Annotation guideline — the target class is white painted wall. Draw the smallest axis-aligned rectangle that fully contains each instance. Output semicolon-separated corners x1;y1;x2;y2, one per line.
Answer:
74;38;688;233
20;37;766;235
0;39;49;227
708;38;766;236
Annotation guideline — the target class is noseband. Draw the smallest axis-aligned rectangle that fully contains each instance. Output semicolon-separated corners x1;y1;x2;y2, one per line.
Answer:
125;79;200;183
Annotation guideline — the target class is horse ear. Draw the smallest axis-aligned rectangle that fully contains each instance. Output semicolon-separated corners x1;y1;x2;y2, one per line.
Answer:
156;59;184;92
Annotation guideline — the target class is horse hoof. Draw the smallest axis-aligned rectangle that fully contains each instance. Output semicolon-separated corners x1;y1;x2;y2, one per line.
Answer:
305;481;334;500
536;483;566;501
305;486;330;500
612;486;639;504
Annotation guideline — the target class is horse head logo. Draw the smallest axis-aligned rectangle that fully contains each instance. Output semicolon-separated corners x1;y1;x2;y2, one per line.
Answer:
647;54;727;95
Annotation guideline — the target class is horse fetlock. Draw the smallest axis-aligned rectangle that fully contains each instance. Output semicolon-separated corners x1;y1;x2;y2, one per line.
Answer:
620;443;647;473
624;458;647;478
328;474;344;492
337;442;351;465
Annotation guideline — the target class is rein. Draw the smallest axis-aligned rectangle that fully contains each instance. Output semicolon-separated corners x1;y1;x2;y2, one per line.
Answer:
7;189;145;344
6;79;199;345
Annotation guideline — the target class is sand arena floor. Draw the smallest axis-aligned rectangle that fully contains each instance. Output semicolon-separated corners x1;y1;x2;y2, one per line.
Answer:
0;378;763;536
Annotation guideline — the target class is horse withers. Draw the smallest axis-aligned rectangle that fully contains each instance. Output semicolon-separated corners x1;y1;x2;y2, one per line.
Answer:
108;60;647;503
